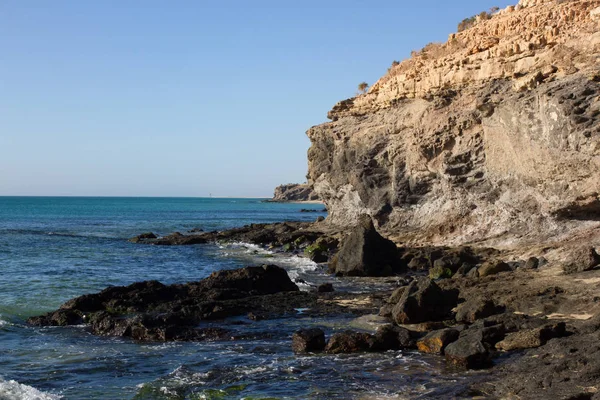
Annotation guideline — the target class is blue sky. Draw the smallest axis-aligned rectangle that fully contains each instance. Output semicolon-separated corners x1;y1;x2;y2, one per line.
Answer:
0;0;513;197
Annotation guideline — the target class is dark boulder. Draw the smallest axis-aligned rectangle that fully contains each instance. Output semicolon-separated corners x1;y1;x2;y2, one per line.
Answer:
391;277;459;324
27;265;313;342
524;257;539;269
445;335;491;369
317;283;334;293
325;330;373;354
455;298;505;323
292;328;326;354
369;324;416;351
197;264;299;297
329;215;401;277
416;328;460;354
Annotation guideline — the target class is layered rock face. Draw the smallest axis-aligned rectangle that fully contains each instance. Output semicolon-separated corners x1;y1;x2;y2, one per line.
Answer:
270;183;320;202
307;0;600;246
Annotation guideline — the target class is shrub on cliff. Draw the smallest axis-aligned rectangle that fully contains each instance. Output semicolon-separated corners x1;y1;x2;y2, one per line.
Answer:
457;7;497;32
358;82;369;94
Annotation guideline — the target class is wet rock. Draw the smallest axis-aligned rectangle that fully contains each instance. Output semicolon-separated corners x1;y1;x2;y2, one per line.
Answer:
305;240;329;263
317;283;334;293
391;277;459;324
478;261;512;277
28;265;314;342
128;232;158;243
416;328;460;354
370;324;416;351
325;330;373;354
153;232;208;246
292;328;326;354
445;335;491;369
329;215;401;277
496;322;568;351
27;309;83;327
315;216;325;222
455;298;505;323
563;246;600;274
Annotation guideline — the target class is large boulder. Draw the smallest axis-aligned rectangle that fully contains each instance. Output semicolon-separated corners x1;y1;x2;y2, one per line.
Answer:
329;215;401;277
391;277;459;324
369;324;417;351
562;246;600;274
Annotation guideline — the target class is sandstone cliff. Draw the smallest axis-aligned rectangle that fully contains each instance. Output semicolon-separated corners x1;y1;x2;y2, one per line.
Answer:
269;183;320;202
307;0;600;247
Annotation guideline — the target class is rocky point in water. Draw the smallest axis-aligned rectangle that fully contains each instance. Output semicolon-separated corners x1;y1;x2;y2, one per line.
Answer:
267;183;320;202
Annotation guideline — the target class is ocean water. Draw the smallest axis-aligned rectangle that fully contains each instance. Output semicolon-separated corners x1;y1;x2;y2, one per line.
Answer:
0;197;474;399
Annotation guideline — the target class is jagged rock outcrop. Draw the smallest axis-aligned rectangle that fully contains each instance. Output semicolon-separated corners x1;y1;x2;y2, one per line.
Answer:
269;183;320;202
306;0;600;246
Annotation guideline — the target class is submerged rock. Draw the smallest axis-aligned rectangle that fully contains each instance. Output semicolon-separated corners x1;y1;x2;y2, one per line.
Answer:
317;283;334;293
329;215;401;277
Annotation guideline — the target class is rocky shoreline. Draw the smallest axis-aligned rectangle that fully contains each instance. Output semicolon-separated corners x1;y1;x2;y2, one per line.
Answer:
29;217;600;398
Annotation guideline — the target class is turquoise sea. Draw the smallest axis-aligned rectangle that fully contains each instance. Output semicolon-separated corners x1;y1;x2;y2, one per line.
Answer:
0;197;470;399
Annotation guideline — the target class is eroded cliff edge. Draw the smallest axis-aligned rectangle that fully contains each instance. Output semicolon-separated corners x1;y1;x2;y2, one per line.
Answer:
307;0;600;247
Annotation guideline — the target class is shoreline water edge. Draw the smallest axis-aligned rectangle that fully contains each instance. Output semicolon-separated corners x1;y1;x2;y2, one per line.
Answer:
26;215;600;399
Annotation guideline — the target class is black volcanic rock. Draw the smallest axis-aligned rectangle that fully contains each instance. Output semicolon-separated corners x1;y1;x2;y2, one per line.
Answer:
28;265;314;342
329;215;401;277
391;277;458;324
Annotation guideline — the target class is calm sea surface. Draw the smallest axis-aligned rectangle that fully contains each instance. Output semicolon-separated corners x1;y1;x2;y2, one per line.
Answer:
0;197;474;399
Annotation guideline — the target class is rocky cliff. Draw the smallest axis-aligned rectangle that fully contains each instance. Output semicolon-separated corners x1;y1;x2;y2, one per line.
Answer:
269;183;320;202
307;0;600;247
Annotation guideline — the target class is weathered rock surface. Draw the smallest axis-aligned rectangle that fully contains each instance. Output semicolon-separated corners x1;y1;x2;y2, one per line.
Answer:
416;328;460;354
306;0;600;246
329;214;401;276
455;298;505;323
292;328;326;354
269;183;320;202
28;265;313;341
325;330;373;354
495;322;568;350
391;277;458;324
478;261;512;277
562;245;600;273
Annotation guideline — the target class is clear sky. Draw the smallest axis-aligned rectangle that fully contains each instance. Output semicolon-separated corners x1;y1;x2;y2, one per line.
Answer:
0;0;513;197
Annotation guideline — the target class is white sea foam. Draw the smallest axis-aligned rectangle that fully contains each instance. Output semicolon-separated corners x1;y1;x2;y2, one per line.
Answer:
0;377;62;400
